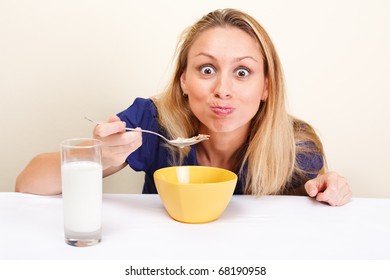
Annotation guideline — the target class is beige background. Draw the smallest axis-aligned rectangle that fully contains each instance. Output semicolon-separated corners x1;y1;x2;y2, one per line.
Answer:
1;0;389;197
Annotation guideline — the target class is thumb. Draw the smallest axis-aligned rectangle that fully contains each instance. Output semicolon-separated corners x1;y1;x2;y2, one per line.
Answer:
108;115;121;123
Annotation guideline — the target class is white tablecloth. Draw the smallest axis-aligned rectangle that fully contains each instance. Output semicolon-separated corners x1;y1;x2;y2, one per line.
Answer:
1;192;389;260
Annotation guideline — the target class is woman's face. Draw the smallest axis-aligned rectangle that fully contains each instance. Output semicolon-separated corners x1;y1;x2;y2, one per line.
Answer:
181;26;268;134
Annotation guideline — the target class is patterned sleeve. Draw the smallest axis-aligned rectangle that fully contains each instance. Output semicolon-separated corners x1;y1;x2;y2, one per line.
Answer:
296;147;324;180
286;142;324;192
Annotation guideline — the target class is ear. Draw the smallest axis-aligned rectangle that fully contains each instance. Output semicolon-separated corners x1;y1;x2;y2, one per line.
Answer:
261;77;269;101
180;71;187;94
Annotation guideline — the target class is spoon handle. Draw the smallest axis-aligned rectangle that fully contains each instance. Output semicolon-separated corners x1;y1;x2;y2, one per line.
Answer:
85;117;170;143
124;127;170;142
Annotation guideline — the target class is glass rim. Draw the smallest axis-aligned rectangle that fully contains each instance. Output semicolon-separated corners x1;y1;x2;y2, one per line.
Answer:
61;138;102;149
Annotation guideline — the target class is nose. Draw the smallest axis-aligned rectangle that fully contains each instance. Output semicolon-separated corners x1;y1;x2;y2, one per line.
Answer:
213;73;232;99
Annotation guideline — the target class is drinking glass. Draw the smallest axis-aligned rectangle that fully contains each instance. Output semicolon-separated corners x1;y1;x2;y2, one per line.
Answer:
61;138;102;247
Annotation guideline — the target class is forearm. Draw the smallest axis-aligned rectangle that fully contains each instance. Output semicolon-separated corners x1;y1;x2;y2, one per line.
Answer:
15;152;62;195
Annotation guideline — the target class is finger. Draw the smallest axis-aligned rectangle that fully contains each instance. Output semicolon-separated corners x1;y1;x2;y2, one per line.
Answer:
304;179;318;197
101;132;142;168
331;177;352;206
103;144;139;167
315;185;338;206
94;119;126;138
304;175;327;197
108;115;121;123
338;190;352;206
100;130;142;147
316;174;351;206
331;177;351;205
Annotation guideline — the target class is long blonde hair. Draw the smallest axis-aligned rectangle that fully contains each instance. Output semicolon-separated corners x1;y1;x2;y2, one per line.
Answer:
154;8;325;195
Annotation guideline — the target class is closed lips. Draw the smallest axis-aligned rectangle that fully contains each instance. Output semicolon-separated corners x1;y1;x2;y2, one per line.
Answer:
210;106;235;116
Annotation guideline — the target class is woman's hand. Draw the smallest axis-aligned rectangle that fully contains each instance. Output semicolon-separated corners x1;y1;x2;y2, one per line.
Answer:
304;171;352;206
93;115;142;173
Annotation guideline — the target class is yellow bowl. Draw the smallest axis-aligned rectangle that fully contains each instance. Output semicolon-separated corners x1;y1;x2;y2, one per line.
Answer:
154;166;238;223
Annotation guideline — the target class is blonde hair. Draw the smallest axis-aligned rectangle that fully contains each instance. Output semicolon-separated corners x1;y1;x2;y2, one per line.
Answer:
154;8;325;195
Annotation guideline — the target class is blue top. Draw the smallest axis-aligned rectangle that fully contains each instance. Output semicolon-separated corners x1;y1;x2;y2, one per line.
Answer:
117;98;323;194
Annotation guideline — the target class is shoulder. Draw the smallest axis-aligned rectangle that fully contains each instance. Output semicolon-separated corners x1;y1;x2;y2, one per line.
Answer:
292;117;324;156
133;97;157;111
292;118;315;134
118;97;157;117
117;98;158;129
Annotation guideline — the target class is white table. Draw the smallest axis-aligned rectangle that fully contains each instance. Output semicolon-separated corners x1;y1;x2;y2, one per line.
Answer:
1;192;390;260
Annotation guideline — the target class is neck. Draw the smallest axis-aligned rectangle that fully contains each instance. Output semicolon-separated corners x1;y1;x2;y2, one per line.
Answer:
196;127;248;172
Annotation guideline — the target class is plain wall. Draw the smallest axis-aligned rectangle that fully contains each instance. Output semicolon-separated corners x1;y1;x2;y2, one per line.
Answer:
1;0;389;198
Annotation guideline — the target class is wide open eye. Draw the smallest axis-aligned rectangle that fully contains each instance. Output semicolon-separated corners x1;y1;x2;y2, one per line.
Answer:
200;65;216;75
235;67;250;78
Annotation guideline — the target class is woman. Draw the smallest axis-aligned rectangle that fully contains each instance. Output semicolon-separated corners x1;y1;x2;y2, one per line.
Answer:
16;8;351;206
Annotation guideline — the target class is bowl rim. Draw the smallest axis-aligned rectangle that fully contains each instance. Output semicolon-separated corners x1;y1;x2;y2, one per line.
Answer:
153;165;238;186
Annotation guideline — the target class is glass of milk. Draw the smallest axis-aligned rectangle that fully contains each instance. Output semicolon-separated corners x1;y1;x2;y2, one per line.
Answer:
61;138;102;247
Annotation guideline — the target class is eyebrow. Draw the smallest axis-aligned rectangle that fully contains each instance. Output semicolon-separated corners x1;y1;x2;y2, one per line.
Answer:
195;52;258;63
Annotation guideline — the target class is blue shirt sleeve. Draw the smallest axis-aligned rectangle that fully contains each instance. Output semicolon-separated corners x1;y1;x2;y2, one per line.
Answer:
296;151;324;179
117;98;161;172
295;139;324;180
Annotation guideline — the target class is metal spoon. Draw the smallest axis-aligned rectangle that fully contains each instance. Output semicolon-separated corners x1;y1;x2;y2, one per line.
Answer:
84;116;209;148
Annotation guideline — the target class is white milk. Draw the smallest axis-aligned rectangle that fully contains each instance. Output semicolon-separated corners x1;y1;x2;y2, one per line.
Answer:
62;161;102;233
